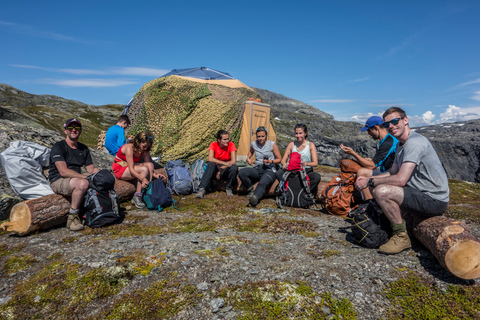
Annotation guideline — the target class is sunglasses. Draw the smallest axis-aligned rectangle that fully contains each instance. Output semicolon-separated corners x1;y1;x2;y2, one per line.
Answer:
383;117;404;128
66;126;82;131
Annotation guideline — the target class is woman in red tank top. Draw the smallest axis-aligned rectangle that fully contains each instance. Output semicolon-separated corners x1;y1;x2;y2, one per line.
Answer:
112;131;165;208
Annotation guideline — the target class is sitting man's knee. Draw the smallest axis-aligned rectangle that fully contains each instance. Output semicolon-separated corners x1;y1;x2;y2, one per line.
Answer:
73;178;89;192
372;184;393;199
357;167;372;177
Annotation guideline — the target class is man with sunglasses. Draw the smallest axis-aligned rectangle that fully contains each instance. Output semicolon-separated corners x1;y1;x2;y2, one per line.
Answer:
355;107;449;255
48;118;99;231
340;116;398;201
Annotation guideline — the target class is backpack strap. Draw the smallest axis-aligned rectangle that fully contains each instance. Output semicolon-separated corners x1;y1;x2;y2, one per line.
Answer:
275;171;292;209
299;169;322;211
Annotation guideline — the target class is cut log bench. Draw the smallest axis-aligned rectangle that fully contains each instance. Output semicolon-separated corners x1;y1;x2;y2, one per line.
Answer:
404;213;480;280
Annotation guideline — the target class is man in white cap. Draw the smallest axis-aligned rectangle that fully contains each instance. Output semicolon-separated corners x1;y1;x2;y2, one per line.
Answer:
48;118;99;231
340;115;399;200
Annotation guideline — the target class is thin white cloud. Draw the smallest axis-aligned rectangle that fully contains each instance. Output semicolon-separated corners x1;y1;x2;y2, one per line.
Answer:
349;77;371;83
311;99;355;103
11;64;168;77
471;90;480;101
458;78;480;87
0;20;87;43
38;78;138;87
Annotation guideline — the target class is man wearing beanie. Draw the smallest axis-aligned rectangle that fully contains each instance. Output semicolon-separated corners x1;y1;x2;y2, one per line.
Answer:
355;107;449;254
48;118;99;231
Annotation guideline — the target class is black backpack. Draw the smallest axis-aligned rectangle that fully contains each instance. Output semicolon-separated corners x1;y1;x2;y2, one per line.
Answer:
346;201;391;248
83;170;123;228
276;170;315;208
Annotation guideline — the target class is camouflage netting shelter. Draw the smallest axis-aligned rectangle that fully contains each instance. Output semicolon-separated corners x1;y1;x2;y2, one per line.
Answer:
125;72;268;162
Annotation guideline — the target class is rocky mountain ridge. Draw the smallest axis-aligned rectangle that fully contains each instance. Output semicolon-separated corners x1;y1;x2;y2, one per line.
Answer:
0;83;479;185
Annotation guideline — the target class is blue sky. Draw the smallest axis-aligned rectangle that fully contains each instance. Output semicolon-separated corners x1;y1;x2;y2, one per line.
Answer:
1;0;480;127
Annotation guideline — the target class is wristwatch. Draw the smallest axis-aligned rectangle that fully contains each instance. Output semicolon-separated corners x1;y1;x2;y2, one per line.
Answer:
368;178;375;187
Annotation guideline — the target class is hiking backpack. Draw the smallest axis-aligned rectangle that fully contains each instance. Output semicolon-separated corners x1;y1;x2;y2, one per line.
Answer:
142;178;174;211
191;159;207;193
320;159;362;217
275;152;315;208
83;169;123;228
165;160;193;195
346;201;391;248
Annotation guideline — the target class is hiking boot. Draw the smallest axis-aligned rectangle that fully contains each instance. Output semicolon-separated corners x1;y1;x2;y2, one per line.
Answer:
245;187;255;199
378;231;411;255
226;189;234;197
196;188;206;199
67;213;84;231
132;194;146;209
249;195;259;207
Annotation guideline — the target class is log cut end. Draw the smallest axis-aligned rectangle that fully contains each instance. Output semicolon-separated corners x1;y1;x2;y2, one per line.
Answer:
445;239;480;280
1;201;38;235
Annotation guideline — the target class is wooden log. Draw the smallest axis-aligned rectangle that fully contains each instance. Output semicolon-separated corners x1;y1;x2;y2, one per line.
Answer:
405;213;480;280
0;168;167;236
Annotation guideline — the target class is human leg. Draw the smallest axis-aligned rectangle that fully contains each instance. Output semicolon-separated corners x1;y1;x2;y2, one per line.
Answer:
238;167;261;190
401;187;448;217
69;177;89;231
305;168;321;196
224;164;238;195
196;162;218;198
373;184;411;254
253;170;276;200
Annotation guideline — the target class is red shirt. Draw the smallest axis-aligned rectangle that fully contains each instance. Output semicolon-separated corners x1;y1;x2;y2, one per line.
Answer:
209;141;237;163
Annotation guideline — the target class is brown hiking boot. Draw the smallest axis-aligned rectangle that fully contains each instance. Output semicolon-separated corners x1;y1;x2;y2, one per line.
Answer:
67;213;84;231
196;188;206;198
378;231;411;255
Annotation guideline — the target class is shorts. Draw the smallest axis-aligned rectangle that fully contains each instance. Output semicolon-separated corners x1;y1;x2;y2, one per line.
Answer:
112;162;128;179
400;187;448;217
50;178;73;196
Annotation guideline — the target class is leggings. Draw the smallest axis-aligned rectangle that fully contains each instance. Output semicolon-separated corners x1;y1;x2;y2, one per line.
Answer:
199;162;238;190
238;166;277;199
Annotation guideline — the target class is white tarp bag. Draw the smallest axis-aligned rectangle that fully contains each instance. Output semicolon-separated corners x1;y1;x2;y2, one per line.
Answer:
0;141;54;199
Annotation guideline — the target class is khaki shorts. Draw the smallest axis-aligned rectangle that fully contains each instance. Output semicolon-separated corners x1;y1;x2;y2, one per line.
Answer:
50;178;73;196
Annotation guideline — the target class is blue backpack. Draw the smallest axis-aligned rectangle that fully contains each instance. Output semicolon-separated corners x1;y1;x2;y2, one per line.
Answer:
142;178;174;211
165;160;193;195
191;159;207;192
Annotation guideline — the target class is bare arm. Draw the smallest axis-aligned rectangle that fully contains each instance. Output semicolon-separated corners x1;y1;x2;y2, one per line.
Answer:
280;142;294;169
306;141;318;167
271;143;282;164
339;144;375;169
355;162;415;190
85;164;99;175
246;146;255;166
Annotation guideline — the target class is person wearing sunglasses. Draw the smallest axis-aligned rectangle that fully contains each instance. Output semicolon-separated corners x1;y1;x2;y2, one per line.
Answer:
276;123;321;195
355;107;449;255
340;115;399;200
196;130;238;198
238;126;281;207
113;131;165;209
48;118;99;231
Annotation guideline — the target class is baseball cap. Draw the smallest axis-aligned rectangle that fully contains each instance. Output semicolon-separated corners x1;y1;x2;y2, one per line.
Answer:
360;116;383;132
64;118;82;128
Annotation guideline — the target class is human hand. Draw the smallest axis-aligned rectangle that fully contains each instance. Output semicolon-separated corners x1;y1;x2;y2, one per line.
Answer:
141;177;149;188
301;161;307;168
340;144;353;155
354;176;368;190
247;159;253;166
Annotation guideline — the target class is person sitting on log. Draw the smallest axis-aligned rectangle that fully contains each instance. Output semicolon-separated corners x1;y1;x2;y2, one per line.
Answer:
355;107;450;255
275;123;321;195
104;115;132;155
48;118;99;231
112;131;165;209
340;115;399;200
238;126;281;207
195;130;238;198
